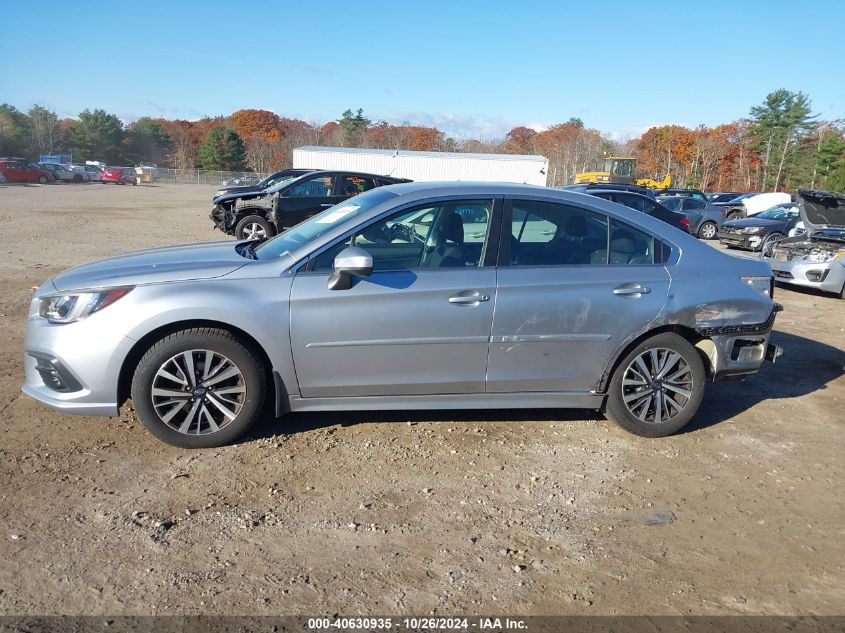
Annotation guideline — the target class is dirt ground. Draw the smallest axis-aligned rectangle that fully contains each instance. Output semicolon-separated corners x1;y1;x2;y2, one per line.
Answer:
0;182;842;617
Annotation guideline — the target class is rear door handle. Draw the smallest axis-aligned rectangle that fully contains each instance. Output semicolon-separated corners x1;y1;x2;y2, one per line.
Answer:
448;292;490;305
320;203;333;207
613;284;651;296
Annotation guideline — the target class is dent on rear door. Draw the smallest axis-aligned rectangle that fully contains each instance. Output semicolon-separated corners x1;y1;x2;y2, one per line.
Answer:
486;265;671;393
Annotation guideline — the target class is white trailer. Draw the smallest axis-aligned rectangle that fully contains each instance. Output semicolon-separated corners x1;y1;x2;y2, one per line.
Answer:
293;146;549;186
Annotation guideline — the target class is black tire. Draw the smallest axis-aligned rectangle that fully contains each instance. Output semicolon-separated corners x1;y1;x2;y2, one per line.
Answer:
838;282;845;300
0;173;6;183
131;328;267;448
759;232;783;253
235;214;274;240
727;212;743;221
72;174;83;183
38;175;48;184
604;332;706;438
698;221;717;240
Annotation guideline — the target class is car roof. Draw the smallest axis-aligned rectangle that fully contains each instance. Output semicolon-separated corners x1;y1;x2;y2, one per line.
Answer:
584;189;654;201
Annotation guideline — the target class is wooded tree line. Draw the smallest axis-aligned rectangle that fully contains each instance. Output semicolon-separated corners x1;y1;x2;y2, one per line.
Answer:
1;90;843;191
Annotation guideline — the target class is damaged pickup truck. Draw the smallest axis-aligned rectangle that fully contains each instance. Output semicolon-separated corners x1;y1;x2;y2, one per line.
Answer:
767;189;845;299
210;170;410;240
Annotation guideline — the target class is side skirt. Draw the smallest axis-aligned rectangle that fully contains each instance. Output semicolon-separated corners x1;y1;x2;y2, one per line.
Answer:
288;392;604;413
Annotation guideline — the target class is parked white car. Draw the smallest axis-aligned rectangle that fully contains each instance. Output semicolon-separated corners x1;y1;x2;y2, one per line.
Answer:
39;163;85;183
743;192;792;216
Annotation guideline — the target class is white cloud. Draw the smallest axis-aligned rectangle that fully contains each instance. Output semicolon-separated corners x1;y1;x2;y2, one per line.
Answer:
382;111;519;140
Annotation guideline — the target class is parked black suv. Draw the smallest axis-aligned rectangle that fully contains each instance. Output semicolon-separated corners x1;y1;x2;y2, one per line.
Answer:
211;170;411;239
214;168;317;199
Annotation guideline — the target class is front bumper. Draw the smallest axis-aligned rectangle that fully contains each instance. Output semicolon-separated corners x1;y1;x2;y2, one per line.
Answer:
21;293;135;417
718;231;764;251
769;256;845;295
210;204;234;233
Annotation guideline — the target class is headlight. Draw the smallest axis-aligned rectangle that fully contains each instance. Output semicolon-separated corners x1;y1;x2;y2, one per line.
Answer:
38;288;132;324
741;227;764;235
802;250;844;264
740;276;772;299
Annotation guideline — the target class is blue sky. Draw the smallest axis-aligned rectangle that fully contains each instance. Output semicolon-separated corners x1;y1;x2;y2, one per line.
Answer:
3;0;844;140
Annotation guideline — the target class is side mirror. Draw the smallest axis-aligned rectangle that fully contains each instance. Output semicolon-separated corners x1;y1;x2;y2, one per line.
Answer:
328;246;373;291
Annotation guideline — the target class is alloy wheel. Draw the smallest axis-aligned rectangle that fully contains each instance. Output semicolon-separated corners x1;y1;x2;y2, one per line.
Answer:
242;222;267;239
150;349;246;435
700;222;717;239
621;347;693;424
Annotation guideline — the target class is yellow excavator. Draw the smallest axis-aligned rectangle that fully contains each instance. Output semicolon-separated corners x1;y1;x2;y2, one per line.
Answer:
573;157;671;189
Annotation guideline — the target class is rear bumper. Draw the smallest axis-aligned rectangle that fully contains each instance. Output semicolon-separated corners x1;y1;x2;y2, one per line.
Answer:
698;304;782;380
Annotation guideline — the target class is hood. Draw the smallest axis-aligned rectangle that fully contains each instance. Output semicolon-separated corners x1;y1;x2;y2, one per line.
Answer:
215;185;261;198
51;240;249;292
723;216;791;228
213;189;270;205
797;189;845;231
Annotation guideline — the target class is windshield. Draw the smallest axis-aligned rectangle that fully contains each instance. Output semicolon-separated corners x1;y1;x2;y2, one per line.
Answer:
757;205;798;220
253;188;399;260
263;176;299;194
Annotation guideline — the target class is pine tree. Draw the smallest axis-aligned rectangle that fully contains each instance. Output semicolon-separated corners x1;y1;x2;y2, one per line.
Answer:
197;126;247;170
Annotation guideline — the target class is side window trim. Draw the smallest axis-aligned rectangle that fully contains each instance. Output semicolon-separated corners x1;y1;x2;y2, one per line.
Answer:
298;195;504;273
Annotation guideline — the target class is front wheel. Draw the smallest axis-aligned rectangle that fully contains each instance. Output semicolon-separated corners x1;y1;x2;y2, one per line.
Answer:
131;328;267;448
235;214;274;240
72;174;83;183
698;221;717;240
605;332;706;437
759;232;784;253
0;173;6;183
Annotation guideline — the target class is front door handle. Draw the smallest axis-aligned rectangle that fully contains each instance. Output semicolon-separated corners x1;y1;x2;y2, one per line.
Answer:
320;203;333;207
448;292;490;305
613;284;651;297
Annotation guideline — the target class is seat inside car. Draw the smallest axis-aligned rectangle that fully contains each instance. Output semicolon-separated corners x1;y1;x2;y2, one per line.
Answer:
422;211;466;267
591;229;649;265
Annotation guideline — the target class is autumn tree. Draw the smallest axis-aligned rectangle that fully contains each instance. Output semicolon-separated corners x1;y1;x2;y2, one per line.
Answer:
197;126;247;170
503;126;537;154
28;105;63;156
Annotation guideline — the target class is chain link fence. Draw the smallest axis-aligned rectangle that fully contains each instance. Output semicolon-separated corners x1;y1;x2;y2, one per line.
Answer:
148;168;271;186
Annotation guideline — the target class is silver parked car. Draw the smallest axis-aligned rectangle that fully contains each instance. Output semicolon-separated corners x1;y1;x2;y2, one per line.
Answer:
768;189;845;298
22;183;781;448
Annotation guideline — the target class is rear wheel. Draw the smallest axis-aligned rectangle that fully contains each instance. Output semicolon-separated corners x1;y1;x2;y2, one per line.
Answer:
235;214;274;240
727;211;743;220
605;332;706;437
0;173;6;184
698;221;717;240
72;174;82;183
38;175;48;184
131;328;267;448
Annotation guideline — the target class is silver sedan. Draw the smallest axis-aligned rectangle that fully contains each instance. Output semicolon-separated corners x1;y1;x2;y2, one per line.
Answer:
22;183;781;447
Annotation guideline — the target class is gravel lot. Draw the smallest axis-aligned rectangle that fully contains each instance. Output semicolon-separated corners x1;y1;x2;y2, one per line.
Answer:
0;183;843;616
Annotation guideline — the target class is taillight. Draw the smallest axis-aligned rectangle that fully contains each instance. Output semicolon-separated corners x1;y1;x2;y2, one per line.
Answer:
680;217;690;231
